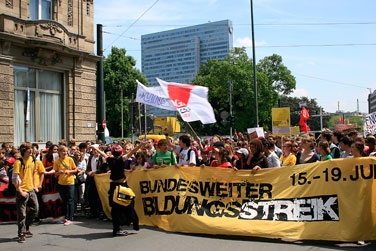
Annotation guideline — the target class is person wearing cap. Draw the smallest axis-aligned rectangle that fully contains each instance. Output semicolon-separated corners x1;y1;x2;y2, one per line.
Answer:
234;148;249;169
107;142;145;236
2;156;17;196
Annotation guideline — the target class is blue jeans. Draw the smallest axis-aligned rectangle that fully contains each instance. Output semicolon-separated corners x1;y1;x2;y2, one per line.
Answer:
58;184;75;221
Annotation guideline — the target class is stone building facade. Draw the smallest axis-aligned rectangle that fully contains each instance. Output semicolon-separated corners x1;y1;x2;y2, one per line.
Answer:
0;0;99;146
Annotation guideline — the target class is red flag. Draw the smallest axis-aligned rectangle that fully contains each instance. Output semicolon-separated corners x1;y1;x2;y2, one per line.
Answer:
299;107;310;132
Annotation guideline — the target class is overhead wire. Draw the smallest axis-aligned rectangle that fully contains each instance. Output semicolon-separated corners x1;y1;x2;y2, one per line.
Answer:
104;0;160;52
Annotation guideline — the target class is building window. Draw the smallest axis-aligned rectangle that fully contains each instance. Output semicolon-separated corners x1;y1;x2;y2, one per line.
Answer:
14;66;63;145
30;0;52;20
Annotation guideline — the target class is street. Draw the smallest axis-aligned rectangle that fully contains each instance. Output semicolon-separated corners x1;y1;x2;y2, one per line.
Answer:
0;216;374;251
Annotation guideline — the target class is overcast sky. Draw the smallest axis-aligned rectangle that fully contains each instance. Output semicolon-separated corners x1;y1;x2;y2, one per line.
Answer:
94;0;376;114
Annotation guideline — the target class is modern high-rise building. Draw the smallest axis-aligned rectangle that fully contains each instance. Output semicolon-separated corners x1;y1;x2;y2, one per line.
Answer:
141;20;233;117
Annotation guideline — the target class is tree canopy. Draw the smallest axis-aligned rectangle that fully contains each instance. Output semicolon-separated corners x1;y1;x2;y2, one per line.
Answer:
103;47;148;137
192;48;296;135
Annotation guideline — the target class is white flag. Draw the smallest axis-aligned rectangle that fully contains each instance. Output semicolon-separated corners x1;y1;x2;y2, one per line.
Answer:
156;78;216;124
135;80;176;111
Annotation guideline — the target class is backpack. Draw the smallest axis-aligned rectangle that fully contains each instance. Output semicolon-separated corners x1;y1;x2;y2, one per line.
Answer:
3;157;35;197
179;148;199;166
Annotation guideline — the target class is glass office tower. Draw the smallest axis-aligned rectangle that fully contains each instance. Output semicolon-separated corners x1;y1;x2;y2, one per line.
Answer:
141;20;233;117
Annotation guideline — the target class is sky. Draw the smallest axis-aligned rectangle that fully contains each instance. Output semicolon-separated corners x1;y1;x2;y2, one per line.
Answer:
94;0;376;114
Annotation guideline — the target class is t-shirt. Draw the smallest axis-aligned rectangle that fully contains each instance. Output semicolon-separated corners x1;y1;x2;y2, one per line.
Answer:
280;154;297;166
13;156;35;192
34;160;45;188
152;151;176;166
53;156;77;185
175;147;196;166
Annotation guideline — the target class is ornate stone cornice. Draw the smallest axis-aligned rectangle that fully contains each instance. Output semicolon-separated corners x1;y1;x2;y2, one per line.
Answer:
23;47;62;66
38;22;63;36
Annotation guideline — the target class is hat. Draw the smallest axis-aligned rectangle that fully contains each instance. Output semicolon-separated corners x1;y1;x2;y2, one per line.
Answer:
236;148;249;158
6;157;16;165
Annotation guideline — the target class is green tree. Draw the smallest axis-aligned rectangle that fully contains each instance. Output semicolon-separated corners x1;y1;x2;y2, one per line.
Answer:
103;47;148;137
256;54;296;95
192;48;296;135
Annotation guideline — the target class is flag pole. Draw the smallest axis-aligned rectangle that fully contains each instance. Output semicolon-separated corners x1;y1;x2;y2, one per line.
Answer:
186;122;199;140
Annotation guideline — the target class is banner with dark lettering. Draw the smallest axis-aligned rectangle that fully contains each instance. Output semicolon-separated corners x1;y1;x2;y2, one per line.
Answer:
95;157;376;241
0;172;63;223
364;111;376;136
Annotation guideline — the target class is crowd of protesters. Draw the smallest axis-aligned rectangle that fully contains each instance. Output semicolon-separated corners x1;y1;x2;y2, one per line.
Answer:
0;127;375;243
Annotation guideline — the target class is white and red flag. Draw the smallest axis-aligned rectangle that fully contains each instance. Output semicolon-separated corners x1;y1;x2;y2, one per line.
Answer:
135;80;176;111
156;78;216;124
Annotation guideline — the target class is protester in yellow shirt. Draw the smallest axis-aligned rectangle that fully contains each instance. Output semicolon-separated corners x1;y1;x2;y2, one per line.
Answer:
53;145;77;226
280;140;297;166
32;147;45;224
12;142;39;243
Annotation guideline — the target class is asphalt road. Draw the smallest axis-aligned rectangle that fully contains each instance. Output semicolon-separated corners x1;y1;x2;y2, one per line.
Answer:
0;216;374;251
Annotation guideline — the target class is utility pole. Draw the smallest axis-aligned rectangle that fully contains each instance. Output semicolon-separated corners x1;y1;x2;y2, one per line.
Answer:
121;88;123;138
131;93;134;143
96;24;105;143
229;81;233;137
250;0;259;127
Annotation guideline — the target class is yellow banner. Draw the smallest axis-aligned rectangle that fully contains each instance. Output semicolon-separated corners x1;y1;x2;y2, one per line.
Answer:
95;157;376;241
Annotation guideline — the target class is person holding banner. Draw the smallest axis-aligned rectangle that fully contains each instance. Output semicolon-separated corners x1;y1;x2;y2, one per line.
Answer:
280;140;297;166
170;135;197;167
107;143;144;236
246;138;269;173
205;146;233;169
152;139;177;168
